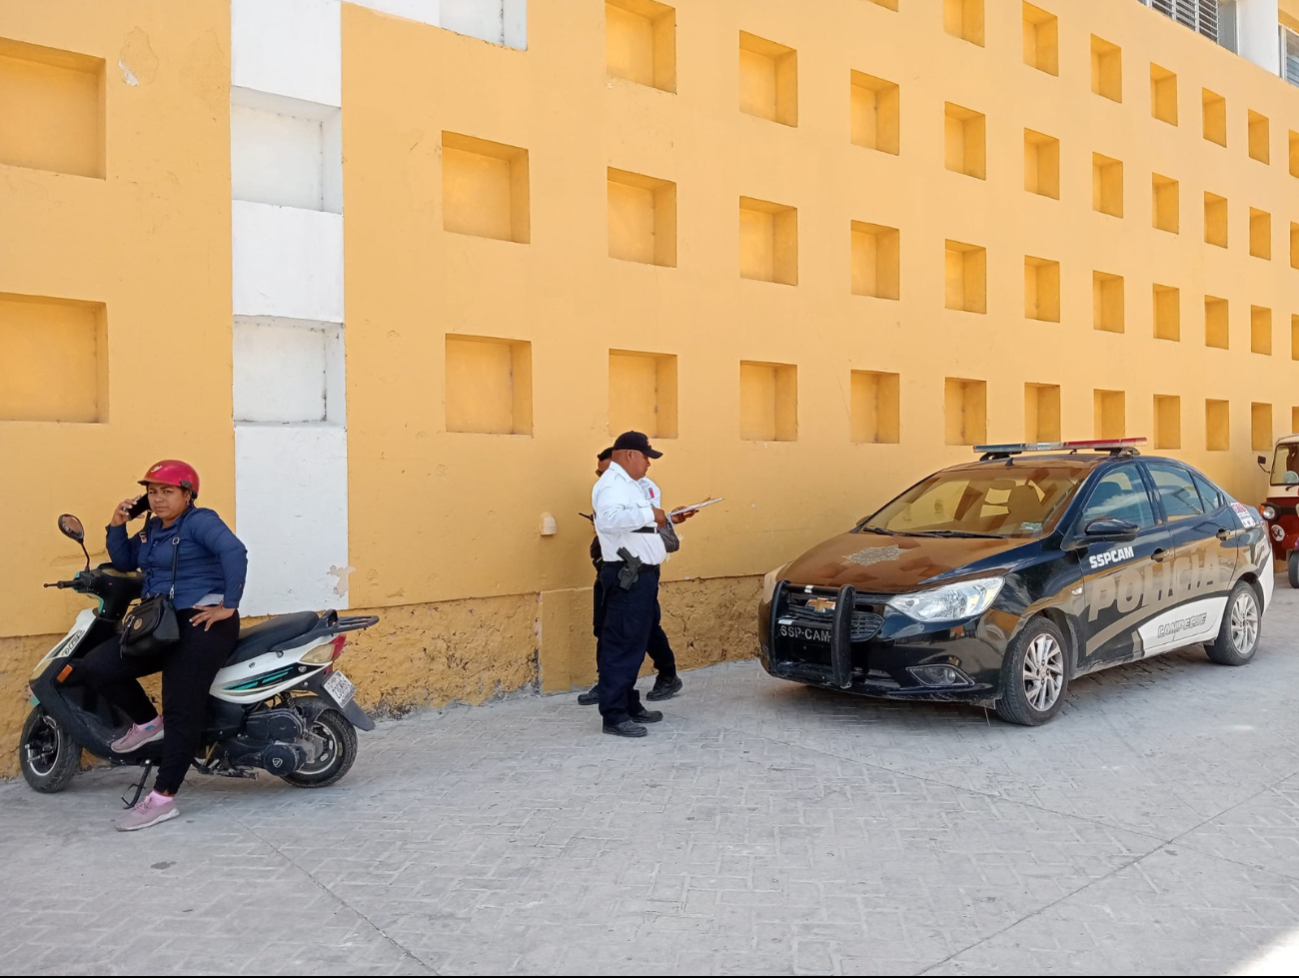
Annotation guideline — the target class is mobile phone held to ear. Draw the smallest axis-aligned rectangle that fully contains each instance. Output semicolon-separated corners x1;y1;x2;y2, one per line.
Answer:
126;495;150;520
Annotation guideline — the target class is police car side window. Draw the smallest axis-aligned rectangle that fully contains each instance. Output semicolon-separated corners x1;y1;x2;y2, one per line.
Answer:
1190;471;1223;512
1147;463;1205;520
1080;468;1156;528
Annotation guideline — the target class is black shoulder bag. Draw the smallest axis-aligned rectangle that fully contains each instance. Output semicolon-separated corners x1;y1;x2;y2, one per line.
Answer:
120;520;183;657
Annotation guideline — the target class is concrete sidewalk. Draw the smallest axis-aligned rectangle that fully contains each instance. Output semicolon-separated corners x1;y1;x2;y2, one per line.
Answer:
5;578;1299;975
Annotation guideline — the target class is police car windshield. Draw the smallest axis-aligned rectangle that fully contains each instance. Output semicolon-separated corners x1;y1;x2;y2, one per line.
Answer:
1270;446;1299;487
859;465;1084;539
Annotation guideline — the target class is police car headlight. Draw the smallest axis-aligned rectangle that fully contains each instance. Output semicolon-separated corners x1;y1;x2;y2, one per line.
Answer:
1262;505;1277;521
762;564;790;604
887;577;1005;623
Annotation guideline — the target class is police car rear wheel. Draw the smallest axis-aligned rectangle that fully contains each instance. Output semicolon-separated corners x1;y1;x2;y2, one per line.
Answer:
995;618;1068;726
1206;582;1261;666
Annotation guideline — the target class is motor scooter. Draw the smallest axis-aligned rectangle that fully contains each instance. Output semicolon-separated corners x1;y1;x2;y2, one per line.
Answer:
20;513;379;804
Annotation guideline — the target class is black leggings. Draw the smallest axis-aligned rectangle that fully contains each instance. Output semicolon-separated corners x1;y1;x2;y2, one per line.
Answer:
74;610;239;795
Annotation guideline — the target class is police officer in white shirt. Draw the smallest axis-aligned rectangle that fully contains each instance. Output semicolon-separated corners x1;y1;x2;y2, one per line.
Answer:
592;431;671;737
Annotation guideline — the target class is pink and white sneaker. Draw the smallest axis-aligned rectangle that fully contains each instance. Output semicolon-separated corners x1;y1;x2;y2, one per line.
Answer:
110;719;163;753
115;791;179;832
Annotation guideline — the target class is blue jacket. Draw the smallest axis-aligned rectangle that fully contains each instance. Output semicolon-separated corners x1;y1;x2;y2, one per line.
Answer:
106;507;248;610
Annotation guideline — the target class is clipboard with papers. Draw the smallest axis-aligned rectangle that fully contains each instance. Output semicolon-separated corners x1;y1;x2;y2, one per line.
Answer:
669;497;723;518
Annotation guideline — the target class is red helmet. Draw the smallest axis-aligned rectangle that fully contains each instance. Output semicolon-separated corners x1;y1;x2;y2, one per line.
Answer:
138;459;200;499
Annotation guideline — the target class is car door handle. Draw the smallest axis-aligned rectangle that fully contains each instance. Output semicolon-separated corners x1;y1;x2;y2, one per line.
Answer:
1152;548;1168;562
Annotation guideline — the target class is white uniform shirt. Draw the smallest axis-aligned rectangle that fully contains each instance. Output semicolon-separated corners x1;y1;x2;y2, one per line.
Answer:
593;461;667;565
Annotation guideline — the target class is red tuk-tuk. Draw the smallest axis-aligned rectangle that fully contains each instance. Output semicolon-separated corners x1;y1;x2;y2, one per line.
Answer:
1259;434;1299;587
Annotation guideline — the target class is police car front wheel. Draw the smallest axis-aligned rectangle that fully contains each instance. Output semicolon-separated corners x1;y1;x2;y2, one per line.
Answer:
995;618;1069;726
1206;582;1261;667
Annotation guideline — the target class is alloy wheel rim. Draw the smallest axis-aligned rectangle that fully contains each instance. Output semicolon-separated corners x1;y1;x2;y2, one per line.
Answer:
1230;592;1259;656
23;716;60;777
298;720;340;775
1023;634;1064;712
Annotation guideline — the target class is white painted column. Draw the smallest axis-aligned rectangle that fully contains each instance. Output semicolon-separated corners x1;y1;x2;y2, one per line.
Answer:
1235;0;1282;75
230;0;350;615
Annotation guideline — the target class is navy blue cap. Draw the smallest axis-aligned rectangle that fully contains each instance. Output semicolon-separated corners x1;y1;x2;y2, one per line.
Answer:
612;431;663;458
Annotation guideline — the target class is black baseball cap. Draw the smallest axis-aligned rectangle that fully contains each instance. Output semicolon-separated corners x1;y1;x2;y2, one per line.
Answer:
596;446;614;462
612;430;663;458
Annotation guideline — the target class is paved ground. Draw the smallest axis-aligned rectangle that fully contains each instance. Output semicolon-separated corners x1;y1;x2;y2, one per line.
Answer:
6;578;1299;975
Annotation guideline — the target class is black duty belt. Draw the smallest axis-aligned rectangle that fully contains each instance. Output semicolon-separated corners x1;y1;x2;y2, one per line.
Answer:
602;560;660;570
632;526;658;534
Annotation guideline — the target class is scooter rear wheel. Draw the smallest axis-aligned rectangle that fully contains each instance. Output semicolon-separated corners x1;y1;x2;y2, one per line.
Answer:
281;708;356;788
19;707;79;793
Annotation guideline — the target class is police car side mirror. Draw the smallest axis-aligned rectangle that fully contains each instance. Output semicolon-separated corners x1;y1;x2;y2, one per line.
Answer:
1083;517;1140;542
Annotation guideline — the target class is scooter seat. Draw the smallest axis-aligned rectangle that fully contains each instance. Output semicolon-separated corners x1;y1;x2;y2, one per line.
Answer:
227;612;322;665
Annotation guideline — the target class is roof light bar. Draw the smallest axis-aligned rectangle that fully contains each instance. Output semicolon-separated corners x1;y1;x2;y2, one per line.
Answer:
974;437;1147;456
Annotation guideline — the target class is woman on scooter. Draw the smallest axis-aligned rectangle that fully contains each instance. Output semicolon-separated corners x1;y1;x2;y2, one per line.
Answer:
73;459;247;832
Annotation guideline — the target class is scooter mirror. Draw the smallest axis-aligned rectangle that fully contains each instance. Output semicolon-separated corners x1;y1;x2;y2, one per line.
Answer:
58;514;85;543
1258;455;1270;473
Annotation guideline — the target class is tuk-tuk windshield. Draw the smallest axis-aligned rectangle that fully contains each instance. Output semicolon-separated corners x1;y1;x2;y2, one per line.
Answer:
1271;445;1299;486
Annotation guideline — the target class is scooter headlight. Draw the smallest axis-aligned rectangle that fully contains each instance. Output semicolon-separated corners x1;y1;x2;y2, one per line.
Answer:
1261;504;1277;522
887;577;1005;623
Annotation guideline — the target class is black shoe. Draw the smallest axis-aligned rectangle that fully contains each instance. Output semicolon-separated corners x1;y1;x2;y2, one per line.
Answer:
646;675;683;702
629;708;663;723
577;687;599;706
603;720;648;738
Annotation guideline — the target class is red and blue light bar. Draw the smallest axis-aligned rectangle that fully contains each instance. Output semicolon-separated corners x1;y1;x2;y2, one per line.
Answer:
974;438;1147;454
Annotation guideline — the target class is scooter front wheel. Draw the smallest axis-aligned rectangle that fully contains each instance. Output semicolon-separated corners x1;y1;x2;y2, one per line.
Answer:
19;707;79;793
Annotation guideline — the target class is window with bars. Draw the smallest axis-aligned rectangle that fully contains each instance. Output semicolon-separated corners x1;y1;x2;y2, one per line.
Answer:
1139;0;1224;46
1283;26;1299;87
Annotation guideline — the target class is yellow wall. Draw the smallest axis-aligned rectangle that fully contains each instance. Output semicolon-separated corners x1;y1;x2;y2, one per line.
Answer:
344;0;1299;620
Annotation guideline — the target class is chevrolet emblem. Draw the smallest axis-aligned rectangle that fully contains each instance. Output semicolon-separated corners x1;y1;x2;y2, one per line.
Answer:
806;597;836;613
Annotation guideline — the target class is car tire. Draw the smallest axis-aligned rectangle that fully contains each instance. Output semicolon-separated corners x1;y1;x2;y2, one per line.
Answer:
995;618;1069;726
1206;581;1262;666
1288;552;1298;589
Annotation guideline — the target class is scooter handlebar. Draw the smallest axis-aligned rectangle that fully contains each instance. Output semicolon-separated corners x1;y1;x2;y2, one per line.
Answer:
43;580;77;589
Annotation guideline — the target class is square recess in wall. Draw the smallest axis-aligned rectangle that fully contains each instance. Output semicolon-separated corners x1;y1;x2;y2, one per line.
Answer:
1092;153;1123;217
1251;306;1273;355
739;197;797;285
1205;296;1229;349
1091;36;1122;102
233;317;344;424
1022;3;1058;75
1024;256;1060;323
1023;129;1059;198
944;0;984;46
1154;395;1181;449
739;361;797;441
231;88;342;213
850;71;900;155
945;378;987;446
1094;390;1125;439
441;132;530;244
608;168;676;266
1252;402;1274;451
1249;110;1270;163
1150;64;1177;125
1025;383;1061;442
445;335;533;435
1152;173;1179;233
1204;192;1228;248
944;102;985;179
851;370;900;443
1093;272;1124;333
1153;284;1180;341
1206;399;1230;451
1202;89;1227;146
609;350;678;438
1250;208;1272;259
738;31;797;127
851;221;900;299
0;37;104;178
0;292;107;423
606;0;676;92
945;240;986;314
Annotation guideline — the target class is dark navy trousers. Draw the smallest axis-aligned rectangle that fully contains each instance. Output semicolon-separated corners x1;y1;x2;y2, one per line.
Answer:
592;572;677;677
595;562;660;724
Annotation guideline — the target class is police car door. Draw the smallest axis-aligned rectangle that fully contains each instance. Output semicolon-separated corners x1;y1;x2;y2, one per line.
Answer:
1077;462;1172;669
1137;461;1238;655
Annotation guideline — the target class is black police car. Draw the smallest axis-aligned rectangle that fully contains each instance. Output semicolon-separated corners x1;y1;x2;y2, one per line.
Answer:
758;439;1273;725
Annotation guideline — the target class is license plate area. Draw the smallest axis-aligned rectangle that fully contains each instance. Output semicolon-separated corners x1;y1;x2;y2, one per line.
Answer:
323;670;355;707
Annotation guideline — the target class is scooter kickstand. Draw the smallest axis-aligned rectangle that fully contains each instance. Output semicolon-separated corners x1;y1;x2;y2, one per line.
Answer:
121;761;154;809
